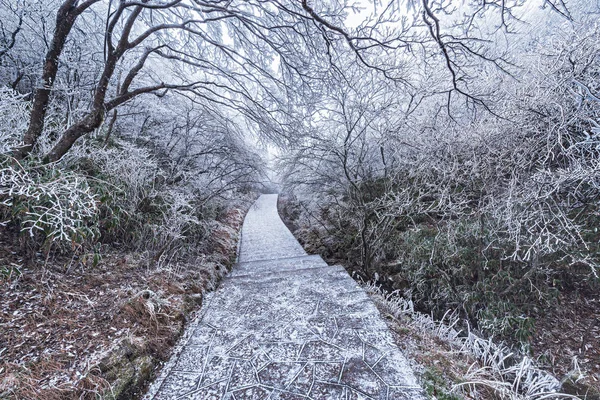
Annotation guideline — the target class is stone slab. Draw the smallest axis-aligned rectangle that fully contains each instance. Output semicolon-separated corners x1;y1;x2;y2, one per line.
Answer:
230;255;328;278
237;195;307;263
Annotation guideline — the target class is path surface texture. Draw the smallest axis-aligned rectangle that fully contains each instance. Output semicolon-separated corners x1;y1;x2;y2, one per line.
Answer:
145;194;425;400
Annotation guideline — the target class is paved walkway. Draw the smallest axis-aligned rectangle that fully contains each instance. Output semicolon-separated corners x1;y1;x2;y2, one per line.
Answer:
145;194;425;400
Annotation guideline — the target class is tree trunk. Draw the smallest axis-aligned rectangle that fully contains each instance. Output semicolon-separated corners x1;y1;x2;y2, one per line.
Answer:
103;109;118;147
42;27;120;163
13;0;79;159
43;110;104;163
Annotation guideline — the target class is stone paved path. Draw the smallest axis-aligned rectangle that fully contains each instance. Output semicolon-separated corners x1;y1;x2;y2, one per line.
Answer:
145;194;425;400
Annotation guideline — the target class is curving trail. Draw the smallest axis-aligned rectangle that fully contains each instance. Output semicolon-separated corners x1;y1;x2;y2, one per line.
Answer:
145;194;425;400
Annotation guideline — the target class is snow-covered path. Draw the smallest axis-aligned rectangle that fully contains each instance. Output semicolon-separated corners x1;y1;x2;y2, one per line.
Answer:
145;194;425;399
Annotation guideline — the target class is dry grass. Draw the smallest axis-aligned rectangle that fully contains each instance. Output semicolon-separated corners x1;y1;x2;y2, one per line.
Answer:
365;282;589;400
530;289;600;392
0;204;247;399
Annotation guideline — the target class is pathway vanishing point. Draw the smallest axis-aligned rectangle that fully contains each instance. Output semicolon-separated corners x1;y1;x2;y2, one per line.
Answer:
145;194;425;400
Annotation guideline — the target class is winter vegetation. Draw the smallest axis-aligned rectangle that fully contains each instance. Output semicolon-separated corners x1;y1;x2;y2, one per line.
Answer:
0;0;599;398
0;0;269;397
362;279;585;400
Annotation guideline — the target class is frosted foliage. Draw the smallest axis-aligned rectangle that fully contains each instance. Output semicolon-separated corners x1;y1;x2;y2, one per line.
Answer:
89;140;158;203
0;86;66;158
0;158;98;244
153;189;200;242
362;282;581;400
283;14;600;280
0;87;28;153
85;140;201;259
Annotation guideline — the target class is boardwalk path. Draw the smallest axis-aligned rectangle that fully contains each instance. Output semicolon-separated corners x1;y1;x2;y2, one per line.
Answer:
145;194;425;400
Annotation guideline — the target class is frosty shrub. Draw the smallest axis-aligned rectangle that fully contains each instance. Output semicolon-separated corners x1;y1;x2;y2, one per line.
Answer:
63;138;208;266
363;281;580;400
81;140;158;208
141;189;203;266
0;156;99;251
0;86;28;153
281;16;600;347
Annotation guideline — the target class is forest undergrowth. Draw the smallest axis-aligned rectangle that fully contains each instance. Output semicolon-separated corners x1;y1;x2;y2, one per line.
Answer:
279;194;600;399
0;149;258;399
0;84;263;399
0;210;244;400
276;8;600;397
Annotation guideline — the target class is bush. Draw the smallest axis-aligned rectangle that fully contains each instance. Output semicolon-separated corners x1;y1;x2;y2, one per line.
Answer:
0;156;99;252
0;87;28;154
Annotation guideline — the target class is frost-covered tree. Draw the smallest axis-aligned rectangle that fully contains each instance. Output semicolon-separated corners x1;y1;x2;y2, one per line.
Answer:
280;0;600;343
4;0;576;162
